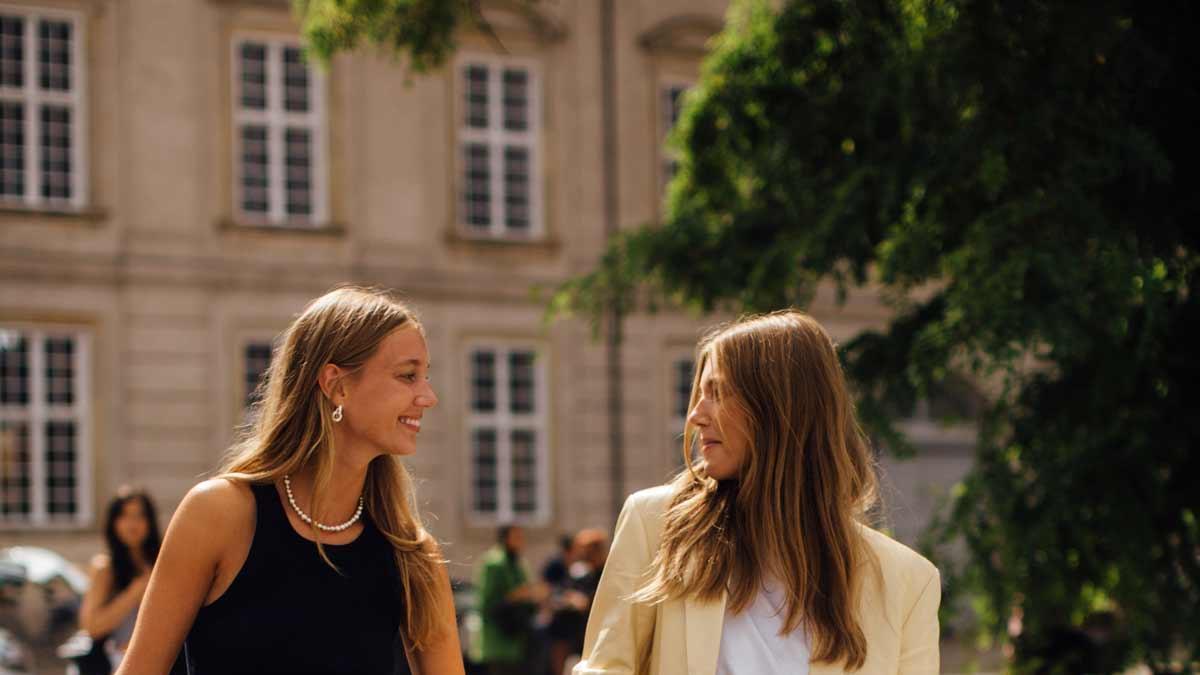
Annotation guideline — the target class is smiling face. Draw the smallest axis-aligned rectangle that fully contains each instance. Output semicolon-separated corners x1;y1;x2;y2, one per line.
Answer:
688;353;753;481
336;326;438;458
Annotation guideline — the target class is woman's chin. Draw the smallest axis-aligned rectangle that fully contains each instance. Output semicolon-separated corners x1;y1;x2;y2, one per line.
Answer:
702;460;733;481
382;444;417;457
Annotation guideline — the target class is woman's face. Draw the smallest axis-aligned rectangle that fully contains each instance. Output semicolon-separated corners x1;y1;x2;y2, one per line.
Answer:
338;326;438;457
113;498;149;550
688;355;752;480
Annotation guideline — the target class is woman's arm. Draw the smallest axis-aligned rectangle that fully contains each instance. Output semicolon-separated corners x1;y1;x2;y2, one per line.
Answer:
115;479;252;675
897;567;941;674
573;493;658;675
404;562;465;675
78;556;148;638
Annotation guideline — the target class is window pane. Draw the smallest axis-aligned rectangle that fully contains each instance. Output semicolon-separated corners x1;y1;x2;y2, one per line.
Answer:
471;350;495;413
45;336;75;406
38;20;71;91
39;105;71;201
663;85;687;134
463;143;491;228
509;351;534;414
240;125;269;214
464;65;488;129
0;101;24;198
0;421;30;518
0;330;29;406
503;146;530;233
472;428;497;513
511;429;536;513
244;342;272;407
674;359;694;419
45;421;77;518
283;47;310;113
502;68;528;132
663;158;679;188
284;128;312;217
239;42;267;110
0;15;24;88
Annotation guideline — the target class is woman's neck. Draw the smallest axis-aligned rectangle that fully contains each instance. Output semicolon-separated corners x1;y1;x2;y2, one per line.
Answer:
289;457;371;524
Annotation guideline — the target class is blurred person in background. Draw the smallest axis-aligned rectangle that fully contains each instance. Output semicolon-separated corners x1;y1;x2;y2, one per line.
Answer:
112;287;463;675
477;525;545;675
574;311;940;675
541;534;576;590
554;529;608;675
540;533;576;675
76;487;173;673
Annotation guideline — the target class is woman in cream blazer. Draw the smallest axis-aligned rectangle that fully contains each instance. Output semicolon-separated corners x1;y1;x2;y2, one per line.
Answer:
574;312;941;675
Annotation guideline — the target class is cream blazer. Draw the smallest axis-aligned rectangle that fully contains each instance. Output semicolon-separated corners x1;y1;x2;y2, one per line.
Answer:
574;486;941;675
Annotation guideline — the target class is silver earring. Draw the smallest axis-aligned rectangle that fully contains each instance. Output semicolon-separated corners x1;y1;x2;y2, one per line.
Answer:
332;405;343;423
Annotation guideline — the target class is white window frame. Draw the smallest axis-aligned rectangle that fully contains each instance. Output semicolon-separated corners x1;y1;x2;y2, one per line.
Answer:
465;342;550;526
658;77;693;199
0;5;87;211
240;335;276;409
666;349;695;467
896;394;978;448
230;33;328;228
457;54;543;240
0;324;92;529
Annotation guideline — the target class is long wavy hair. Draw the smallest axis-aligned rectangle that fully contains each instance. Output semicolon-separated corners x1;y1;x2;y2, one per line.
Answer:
103;487;162;594
217;286;444;649
633;310;880;669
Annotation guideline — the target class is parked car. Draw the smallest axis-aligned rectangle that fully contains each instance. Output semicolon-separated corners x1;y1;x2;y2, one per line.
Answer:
0;627;32;674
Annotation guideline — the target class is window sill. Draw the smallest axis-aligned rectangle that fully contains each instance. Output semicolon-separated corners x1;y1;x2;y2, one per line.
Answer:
465;513;552;529
445;228;561;255
0;520;94;532
219;218;346;237
0;204;109;226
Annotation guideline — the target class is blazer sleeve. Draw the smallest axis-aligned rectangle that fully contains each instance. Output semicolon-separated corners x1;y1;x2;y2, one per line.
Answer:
573;494;658;675
898;566;941;674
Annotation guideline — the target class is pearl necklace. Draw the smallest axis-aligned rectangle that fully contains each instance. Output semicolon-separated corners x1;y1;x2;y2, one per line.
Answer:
283;475;364;533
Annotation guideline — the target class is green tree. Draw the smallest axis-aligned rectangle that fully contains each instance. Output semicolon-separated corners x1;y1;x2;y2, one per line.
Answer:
294;0;525;70
553;0;1199;672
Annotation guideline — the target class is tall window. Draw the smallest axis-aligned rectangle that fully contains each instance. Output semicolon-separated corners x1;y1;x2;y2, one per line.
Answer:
0;7;84;210
232;36;326;227
0;326;90;526
467;345;548;523
668;356;695;465
242;341;273;408
659;81;691;195
459;57;540;239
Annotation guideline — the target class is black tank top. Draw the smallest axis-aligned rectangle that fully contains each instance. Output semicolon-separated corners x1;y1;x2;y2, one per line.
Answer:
185;483;403;674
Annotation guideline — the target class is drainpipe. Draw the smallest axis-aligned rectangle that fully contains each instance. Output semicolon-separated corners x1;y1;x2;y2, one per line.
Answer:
600;0;625;523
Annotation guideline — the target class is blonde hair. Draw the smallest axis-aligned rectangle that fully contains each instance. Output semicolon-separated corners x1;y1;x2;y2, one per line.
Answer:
634;310;879;669
219;286;444;649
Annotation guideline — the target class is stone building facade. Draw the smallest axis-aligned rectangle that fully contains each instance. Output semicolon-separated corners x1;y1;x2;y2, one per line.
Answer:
0;0;974;572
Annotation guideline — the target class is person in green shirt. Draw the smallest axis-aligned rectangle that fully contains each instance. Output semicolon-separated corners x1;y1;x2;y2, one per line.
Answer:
476;525;545;675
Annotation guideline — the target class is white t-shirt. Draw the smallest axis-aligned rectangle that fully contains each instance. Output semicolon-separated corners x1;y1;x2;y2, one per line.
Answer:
715;577;810;675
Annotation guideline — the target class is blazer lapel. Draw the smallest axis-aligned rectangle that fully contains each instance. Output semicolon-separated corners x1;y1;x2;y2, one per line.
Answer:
684;592;727;675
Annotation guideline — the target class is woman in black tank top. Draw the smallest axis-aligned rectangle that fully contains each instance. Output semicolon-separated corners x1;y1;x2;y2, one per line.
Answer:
184;483;402;674
113;288;465;675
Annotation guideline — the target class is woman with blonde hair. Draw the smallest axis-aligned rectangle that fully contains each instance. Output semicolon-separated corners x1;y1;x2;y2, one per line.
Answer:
574;311;940;675
115;287;463;675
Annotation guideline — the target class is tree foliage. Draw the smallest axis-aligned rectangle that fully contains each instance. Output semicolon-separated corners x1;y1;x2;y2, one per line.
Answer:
293;0;520;69
554;0;1200;671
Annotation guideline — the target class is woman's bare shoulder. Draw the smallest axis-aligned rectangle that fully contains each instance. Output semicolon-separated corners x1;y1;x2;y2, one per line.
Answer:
89;553;111;572
172;478;257;531
87;553;114;584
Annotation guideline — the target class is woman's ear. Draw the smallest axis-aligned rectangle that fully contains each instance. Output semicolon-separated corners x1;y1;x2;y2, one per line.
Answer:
317;363;346;402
